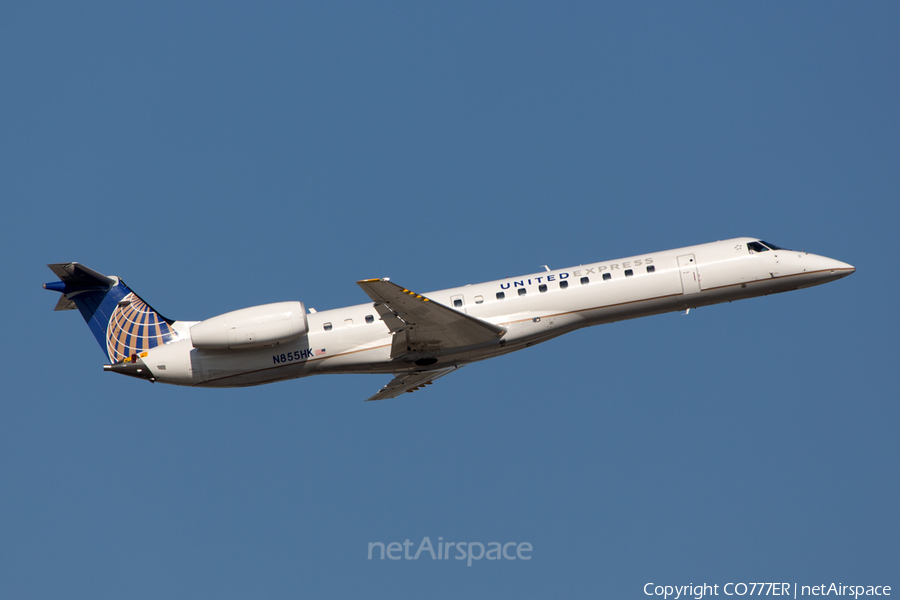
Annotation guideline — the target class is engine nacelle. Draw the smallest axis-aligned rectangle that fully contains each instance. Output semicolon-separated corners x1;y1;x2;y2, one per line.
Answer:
190;301;309;350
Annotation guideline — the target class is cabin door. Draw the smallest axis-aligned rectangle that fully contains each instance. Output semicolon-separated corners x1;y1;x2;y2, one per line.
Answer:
677;254;701;294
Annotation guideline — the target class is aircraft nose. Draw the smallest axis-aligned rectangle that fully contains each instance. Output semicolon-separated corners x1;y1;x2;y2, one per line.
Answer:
828;258;855;277
809;255;855;280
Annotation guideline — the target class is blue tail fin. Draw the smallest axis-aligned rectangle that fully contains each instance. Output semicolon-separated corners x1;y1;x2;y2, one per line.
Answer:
44;263;177;363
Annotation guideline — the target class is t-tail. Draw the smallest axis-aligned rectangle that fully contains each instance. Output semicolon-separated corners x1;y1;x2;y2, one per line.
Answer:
44;263;177;365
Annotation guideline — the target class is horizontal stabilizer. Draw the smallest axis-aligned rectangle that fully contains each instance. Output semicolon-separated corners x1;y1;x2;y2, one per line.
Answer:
53;294;77;311
47;262;116;289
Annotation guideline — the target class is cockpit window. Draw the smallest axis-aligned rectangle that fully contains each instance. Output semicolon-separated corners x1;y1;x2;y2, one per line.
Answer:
748;240;787;253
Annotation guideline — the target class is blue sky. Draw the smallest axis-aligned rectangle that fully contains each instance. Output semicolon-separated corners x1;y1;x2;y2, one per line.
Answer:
2;2;897;598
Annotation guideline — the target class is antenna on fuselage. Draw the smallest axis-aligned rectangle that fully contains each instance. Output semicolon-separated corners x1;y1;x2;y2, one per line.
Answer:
540;265;550;272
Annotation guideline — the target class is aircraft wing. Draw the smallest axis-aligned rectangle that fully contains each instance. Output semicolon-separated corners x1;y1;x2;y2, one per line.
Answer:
356;278;506;359
366;366;461;402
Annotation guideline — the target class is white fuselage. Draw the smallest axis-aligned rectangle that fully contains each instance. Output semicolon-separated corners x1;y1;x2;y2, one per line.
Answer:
143;238;854;388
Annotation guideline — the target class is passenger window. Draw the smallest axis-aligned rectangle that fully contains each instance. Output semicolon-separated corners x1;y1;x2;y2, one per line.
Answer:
518;288;527;296
625;269;633;277
365;315;374;324
539;284;547;293
580;277;589;285
324;322;332;331
646;265;655;273
344;318;353;327
496;292;505;300
475;295;484;304
559;280;568;289
453;298;463;308
602;273;611;281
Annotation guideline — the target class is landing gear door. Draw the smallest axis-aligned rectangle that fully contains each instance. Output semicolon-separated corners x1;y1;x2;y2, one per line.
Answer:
677;254;701;295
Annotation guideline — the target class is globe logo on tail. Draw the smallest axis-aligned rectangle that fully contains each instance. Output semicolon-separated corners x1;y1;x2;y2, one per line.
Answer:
105;293;175;362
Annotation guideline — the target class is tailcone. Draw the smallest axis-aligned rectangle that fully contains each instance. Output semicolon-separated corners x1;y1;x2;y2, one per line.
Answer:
104;355;156;382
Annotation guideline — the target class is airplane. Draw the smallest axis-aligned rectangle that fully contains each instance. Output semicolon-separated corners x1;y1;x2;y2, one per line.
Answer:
44;238;854;401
